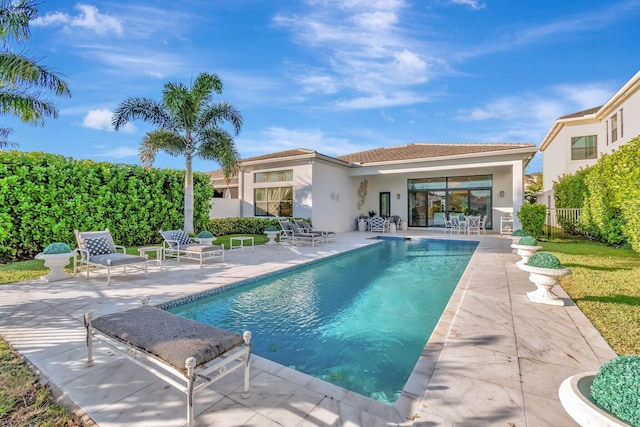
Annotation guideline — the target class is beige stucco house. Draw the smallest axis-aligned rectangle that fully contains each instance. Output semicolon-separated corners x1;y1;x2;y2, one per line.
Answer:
538;70;640;207
208;143;537;233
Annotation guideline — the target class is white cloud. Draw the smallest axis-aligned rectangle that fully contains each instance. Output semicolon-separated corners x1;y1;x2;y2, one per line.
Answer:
239;127;360;158
94;146;139;158
34;4;124;36
82;109;136;133
453;81;616;144
449;0;485;10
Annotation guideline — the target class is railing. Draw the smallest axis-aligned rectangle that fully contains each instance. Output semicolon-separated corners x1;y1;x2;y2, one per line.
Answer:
546;208;582;238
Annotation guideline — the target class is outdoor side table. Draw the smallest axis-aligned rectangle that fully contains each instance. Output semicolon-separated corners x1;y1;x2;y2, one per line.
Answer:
138;246;163;268
230;236;254;253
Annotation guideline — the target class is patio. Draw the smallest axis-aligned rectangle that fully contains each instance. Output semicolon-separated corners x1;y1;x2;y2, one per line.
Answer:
0;230;614;426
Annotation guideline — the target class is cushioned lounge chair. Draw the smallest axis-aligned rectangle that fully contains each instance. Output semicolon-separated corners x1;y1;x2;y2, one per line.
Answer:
289;221;325;246
277;220;295;244
160;230;224;267
74;229;148;285
85;305;251;427
294;220;336;242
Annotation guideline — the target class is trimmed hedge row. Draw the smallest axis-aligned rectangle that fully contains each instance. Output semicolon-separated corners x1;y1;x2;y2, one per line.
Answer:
552;136;640;250
0;151;214;262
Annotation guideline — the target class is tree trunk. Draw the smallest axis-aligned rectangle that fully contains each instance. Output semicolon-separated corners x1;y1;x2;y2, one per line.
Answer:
184;153;194;234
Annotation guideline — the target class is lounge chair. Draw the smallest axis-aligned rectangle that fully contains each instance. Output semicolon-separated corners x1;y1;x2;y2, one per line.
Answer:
74;229;148;285
160;230;224;267
277;219;295;244
85;305;251;427
288;221;325;246
294;220;336;242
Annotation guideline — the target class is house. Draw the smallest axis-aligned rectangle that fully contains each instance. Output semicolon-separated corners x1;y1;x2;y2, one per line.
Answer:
208;143;537;233
538;70;640;207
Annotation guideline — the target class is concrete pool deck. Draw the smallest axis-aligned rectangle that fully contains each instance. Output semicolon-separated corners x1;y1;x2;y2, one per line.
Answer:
0;231;615;426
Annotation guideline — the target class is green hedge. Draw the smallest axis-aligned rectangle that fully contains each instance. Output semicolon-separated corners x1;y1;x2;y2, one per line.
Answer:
0;151;214;262
552;136;640;250
517;203;546;237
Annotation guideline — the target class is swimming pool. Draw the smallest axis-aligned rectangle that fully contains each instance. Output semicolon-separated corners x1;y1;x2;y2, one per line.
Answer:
167;238;477;404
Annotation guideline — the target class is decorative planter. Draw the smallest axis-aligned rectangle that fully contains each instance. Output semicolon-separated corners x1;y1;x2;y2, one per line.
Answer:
401;221;408;231
264;231;279;245
35;251;76;282
559;372;631;427
358;219;367;232
389;223;397;233
511;244;543;264
517;263;571;306
193;237;215;245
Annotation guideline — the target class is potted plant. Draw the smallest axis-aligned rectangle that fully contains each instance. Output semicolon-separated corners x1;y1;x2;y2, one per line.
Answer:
357;214;368;232
194;230;215;245
511;236;543;264
559;355;639;427
518;252;571;306
264;225;279;245
35;242;76;282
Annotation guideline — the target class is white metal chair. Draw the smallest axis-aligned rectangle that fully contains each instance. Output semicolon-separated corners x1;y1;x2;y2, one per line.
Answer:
479;215;487;234
466;216;481;234
369;216;388;233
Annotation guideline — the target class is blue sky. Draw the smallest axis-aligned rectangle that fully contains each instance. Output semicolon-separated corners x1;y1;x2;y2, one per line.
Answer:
6;0;640;173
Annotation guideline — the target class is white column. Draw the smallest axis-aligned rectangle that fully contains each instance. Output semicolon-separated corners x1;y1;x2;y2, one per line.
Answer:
512;160;524;230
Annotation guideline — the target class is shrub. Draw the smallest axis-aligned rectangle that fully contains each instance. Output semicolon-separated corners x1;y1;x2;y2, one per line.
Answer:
42;242;72;254
526;252;563;269
517;204;546;237
591;355;640;426
197;230;214;238
512;229;528;237
517;236;538;246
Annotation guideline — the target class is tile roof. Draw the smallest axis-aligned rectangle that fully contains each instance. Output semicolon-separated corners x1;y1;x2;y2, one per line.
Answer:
240;149;316;163
336;143;536;164
557;106;602;120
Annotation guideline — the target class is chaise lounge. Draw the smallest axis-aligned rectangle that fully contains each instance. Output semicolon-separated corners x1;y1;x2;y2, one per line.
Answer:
85;305;251;427
160;230;224;267
74;229;148;285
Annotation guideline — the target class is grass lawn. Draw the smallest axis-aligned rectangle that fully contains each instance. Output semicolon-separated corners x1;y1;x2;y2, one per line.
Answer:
541;238;640;355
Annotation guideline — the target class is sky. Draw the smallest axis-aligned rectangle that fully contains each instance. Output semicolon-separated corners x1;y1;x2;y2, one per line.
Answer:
5;0;640;173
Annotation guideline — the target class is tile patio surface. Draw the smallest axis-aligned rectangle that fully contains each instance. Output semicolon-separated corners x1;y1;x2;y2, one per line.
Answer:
0;230;616;426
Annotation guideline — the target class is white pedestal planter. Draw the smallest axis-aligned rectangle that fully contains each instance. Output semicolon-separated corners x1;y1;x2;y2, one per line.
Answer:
389;223;396;233
193;237;215;245
358;220;367;232
35;251;75;282
264;231;278;245
510;244;543;264
401;221;408;231
517;263;571;306
559;372;631;427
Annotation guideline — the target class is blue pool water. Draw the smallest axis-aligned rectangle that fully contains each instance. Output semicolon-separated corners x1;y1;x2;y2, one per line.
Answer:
167;238;477;404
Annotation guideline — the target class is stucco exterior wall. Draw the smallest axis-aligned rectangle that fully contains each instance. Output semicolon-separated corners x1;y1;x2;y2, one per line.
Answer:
311;161;354;232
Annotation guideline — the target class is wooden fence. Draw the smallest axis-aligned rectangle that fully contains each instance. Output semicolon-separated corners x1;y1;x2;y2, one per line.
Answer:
546;208;582;238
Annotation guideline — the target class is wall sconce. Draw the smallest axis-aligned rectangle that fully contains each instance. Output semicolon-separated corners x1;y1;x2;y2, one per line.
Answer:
396;193;401;200
499;191;505;198
329;192;340;202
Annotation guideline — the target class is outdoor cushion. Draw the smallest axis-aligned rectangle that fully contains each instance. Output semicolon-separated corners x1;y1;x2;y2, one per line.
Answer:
85;236;113;256
173;230;192;246
89;252;146;267
91;305;244;371
179;244;223;253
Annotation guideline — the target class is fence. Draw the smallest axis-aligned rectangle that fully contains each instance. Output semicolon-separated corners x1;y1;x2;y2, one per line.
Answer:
546;208;582;238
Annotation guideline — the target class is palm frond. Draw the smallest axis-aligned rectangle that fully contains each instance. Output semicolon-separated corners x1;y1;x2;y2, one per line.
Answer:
0;91;58;125
198;101;243;136
0;52;71;97
191;72;222;102
0;126;16;148
162;81;196;131
0;0;37;45
139;129;187;169
112;97;172;131
198;128;240;179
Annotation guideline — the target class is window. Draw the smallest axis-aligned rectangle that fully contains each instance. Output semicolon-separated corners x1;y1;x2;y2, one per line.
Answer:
254;187;293;217
611;114;618;143
254;169;293;183
571;135;597;160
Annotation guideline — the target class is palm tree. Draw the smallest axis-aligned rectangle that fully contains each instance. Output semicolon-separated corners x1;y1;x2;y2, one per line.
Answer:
112;72;242;234
0;0;72;148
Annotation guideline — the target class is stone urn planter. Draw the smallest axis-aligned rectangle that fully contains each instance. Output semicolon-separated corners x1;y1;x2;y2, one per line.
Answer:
264;227;279;245
559;372;631;427
357;218;367;232
559;355;640;427
35;242;76;282
518;252;571;306
511;236;543;264
194;231;215;245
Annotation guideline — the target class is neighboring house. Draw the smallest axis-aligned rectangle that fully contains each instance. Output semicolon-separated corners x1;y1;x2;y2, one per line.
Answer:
538;70;640;207
208;143;536;233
